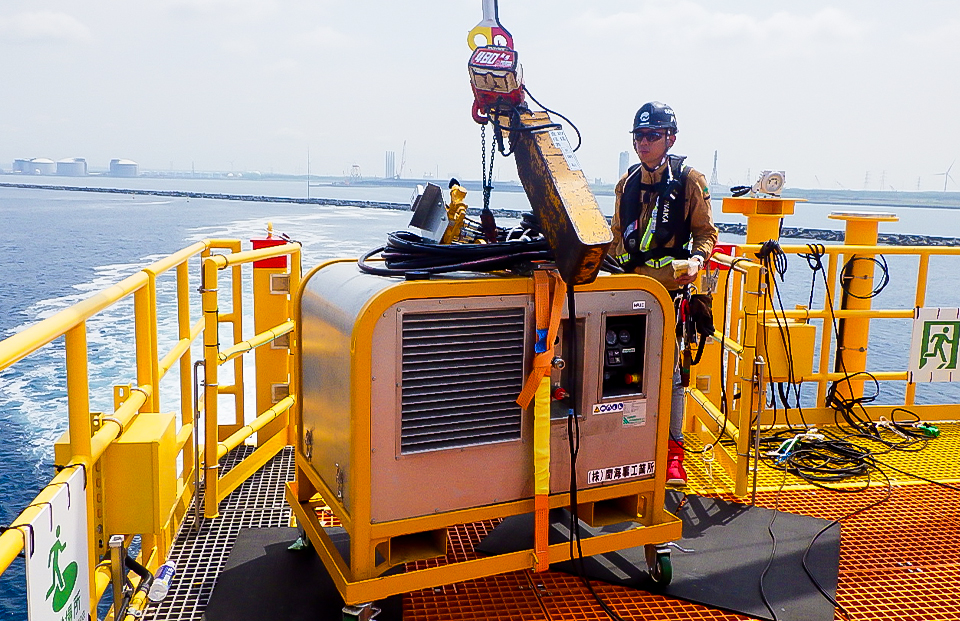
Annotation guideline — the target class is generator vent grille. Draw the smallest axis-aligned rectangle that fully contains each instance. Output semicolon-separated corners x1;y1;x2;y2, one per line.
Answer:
401;308;526;453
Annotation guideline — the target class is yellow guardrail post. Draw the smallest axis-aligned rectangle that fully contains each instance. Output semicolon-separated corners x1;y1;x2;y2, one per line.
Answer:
134;280;159;413
202;255;225;519
905;252;931;406
828;212;899;401
65;322;98;612
721;196;796;497
177;261;196;492
220;241;245;439
287;247;303;446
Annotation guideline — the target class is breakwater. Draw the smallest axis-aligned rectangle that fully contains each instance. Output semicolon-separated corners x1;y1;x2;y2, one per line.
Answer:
4;182;959;247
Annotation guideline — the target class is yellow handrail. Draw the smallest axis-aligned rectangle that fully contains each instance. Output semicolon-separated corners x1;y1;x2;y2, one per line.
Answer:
0;236;302;619
218;320;295;365
217;395;296;460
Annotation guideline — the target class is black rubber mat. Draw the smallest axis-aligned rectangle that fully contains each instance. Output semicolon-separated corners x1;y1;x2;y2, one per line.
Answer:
476;493;841;621
204;527;403;621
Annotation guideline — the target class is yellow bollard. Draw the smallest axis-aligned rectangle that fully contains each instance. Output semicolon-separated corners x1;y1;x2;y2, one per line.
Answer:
828;211;898;400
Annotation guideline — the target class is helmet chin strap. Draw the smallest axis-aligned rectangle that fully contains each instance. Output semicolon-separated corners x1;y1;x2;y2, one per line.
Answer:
641;153;669;173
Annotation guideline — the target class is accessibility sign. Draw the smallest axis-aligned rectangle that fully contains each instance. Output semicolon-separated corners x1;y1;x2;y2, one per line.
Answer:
909;308;960;382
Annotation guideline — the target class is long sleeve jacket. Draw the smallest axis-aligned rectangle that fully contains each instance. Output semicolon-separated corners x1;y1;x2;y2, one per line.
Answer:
609;157;718;290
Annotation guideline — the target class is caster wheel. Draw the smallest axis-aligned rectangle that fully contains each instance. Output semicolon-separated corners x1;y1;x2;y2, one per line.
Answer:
644;544;673;589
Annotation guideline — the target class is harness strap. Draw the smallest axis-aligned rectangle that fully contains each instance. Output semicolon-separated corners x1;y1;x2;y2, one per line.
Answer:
516;269;565;573
516;270;566;409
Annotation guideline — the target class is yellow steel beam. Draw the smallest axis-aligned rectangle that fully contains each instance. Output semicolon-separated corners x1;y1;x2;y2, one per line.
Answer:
216;395;295;460
715;331;743;355
688;387;740;444
0;463;87;576
218;320;295;365
158;317;204;379
175;423;194;454
88;386;151;461
218;242;301;268
288;482;682;606
202;256;221;519
0;271;148;370
771;244;960;256
758;308;913;320
216;432;287;503
143;241;208;277
0;242;210;372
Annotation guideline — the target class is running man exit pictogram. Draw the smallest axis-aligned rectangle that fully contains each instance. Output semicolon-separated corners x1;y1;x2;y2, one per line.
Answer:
920;322;960;369
910;308;960;382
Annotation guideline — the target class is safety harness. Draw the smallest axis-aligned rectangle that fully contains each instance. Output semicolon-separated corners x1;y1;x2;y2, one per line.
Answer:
619;154;692;271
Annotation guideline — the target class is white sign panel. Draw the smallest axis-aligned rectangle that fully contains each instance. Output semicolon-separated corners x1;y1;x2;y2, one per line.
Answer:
25;467;90;621
548;130;582;171
588;461;655;484
909;308;960;383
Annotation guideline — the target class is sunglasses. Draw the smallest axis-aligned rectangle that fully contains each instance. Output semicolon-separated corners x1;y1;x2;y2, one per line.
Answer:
634;131;665;143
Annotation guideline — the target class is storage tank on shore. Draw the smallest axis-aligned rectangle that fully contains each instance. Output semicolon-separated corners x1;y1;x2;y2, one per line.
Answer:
13;158;56;175
109;159;139;177
57;158;88;176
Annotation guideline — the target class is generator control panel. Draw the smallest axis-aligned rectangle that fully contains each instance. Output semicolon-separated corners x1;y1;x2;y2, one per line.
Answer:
601;314;647;398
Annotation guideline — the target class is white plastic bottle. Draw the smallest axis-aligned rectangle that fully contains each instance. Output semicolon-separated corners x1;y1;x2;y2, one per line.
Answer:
148;561;177;602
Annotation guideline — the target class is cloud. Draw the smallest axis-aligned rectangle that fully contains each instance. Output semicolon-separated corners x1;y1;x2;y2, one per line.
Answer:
293;25;354;50
0;11;92;44
578;2;865;57
904;18;960;53
159;0;278;20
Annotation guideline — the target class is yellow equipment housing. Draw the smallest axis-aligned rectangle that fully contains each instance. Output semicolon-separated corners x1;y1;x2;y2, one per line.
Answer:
757;317;817;383
289;261;681;604
56;413;177;536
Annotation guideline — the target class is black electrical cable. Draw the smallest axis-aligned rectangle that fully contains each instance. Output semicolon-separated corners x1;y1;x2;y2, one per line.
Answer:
357;231;553;277
735;238;946;621
685;256;749;456
840;255;890;299
758;469;790;621
755;240;811;431
522;85;583;152
562;285;630;621
730;185;752;197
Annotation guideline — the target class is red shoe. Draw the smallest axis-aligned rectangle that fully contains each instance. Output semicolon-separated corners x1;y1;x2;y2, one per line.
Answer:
666;438;687;486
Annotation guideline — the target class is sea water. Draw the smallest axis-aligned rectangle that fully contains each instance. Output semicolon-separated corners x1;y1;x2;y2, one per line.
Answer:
2;179;960;618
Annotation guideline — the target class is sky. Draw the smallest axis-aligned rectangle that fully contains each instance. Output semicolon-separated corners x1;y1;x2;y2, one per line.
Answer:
1;0;958;190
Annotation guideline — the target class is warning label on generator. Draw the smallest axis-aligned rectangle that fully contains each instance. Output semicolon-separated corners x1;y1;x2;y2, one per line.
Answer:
592;401;624;415
588;461;655;484
621;401;646;426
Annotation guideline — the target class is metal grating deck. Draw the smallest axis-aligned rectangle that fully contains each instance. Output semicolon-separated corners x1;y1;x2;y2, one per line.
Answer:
685;421;960;494
142;426;960;620
143;446;294;621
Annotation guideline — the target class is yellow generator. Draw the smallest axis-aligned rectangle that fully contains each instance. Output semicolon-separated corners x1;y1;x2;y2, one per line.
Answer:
287;260;682;605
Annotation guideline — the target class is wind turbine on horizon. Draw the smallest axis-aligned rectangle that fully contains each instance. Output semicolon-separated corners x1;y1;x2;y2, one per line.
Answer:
935;160;956;192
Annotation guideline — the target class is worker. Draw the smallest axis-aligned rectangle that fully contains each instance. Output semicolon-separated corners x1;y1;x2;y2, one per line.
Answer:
610;101;718;486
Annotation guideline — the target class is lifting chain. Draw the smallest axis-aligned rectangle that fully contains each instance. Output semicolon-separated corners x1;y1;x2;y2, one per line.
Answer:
480;124;496;213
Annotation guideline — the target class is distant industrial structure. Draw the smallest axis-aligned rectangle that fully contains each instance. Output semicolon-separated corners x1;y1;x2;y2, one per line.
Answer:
13;158;56;175
7;156;138;176
385;151;395;179
709;150;721;191
57;157;88;176
618;151;629;179
109;159;139;177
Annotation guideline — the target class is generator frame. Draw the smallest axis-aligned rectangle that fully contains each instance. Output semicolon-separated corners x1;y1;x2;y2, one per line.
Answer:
286;261;683;605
